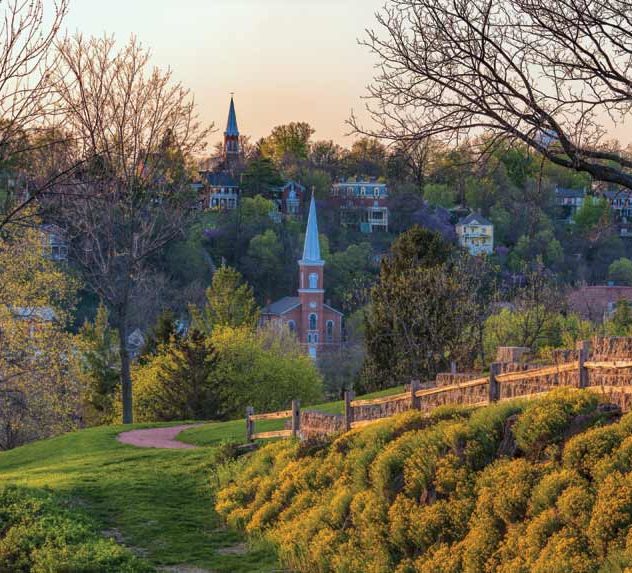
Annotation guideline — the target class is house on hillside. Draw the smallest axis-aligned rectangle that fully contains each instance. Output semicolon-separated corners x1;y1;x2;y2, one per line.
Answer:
331;178;389;233
568;285;632;322
456;213;494;255
554;187;585;221
260;194;343;359
40;224;68;262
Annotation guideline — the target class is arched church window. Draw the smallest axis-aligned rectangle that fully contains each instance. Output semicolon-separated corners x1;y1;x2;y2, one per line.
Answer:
326;320;334;342
309;313;317;331
288;320;296;333
309;273;318;289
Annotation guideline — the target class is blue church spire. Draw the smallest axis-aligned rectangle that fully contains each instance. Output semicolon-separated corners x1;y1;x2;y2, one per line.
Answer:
225;95;239;137
301;192;323;264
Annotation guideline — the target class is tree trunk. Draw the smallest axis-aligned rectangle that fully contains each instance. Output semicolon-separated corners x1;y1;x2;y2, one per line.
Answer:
117;320;133;424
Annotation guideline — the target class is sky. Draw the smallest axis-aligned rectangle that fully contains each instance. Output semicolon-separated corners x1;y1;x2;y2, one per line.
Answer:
61;0;630;150
63;0;384;148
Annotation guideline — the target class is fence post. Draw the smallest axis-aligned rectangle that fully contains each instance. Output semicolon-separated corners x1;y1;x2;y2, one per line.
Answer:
291;399;301;438
246;406;254;442
344;390;355;431
450;361;457;374
489;363;501;403
410;379;421;410
577;340;589;389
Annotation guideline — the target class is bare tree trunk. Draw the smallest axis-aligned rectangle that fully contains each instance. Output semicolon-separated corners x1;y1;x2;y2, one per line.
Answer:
117;319;133;425
115;297;134;425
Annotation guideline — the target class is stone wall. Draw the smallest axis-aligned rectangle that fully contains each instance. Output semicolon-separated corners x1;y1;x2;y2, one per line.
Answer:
353;398;414;423
299;410;345;439
435;372;480;387
591;337;632;360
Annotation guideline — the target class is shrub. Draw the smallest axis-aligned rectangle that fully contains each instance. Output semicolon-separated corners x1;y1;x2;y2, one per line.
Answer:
0;486;150;573
216;391;632;573
514;388;599;458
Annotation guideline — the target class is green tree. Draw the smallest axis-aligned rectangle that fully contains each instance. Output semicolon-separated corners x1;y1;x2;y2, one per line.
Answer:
133;329;219;422
77;303;120;425
423;182;456;208
573;197;610;233
242;229;284;301
325;242;377;312
608;258;632;286
193;266;259;333
362;227;491;390
345;137;386;177
605;300;632;336
0;223;80;448
260;122;315;164
210;325;323;416
464;176;498;214
241;156;283;197
140;309;179;360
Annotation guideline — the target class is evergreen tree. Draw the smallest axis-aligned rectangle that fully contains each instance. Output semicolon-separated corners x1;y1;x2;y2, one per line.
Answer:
77;303;120;425
140;309;178;361
192;266;259;333
361;226;493;391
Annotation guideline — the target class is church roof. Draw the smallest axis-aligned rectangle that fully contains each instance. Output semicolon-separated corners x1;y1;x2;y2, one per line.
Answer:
262;296;301;316
225;96;239;137
301;194;323;264
203;171;239;188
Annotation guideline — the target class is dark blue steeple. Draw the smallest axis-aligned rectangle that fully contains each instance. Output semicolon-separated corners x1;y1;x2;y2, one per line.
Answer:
225;96;239;137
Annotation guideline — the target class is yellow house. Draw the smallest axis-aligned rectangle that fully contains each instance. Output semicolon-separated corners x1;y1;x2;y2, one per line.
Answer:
456;213;494;255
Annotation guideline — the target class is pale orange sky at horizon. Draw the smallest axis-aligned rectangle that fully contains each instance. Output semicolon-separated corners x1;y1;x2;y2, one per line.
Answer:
64;0;383;150
63;0;630;151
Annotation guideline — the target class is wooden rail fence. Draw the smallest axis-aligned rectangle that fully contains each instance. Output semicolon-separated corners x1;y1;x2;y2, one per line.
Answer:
245;338;632;442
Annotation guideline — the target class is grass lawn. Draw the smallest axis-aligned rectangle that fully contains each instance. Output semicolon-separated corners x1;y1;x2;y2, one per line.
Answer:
0;385;407;571
0;423;277;572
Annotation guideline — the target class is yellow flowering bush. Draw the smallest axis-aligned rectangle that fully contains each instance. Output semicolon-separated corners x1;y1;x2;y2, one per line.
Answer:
216;388;632;572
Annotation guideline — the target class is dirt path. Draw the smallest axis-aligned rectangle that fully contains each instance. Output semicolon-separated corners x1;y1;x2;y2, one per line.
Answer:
117;424;201;449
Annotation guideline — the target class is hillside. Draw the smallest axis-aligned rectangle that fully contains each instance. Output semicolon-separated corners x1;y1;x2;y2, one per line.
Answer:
216;388;632;573
0;385;404;571
0;423;277;572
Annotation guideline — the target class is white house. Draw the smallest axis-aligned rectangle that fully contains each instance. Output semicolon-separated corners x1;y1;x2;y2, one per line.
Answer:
456;213;494;255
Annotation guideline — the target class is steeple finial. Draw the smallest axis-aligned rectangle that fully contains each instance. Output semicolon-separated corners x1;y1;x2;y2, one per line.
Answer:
225;95;239;137
301;189;323;264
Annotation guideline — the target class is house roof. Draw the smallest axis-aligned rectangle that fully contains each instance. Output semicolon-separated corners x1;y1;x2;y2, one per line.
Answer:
555;187;585;199
203;171;239;188
301;194;323;264
262;296;301;316
568;285;632;321
225;96;239;137
458;213;492;226
602;190;632;200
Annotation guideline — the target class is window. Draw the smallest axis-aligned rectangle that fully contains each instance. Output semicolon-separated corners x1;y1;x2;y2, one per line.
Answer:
373;187;380;197
309;313;317;330
326;320;334;342
288;320;296;333
360;186;366;196
307;333;312;343
309;273;318;289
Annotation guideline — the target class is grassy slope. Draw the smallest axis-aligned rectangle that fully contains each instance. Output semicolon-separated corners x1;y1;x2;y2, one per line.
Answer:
178;385;406;446
0;423;276;572
0;386;405;571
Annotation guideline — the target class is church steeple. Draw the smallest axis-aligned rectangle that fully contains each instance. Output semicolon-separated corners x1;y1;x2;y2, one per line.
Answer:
224;95;240;161
301;193;323;265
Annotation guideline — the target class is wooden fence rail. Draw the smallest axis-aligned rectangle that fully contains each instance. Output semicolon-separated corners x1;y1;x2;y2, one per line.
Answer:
244;339;632;442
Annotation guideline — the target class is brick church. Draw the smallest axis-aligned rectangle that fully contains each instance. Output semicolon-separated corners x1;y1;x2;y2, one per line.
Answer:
260;194;343;358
